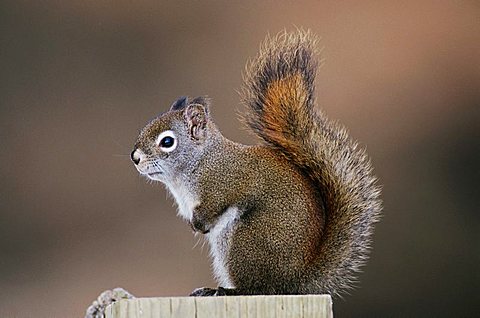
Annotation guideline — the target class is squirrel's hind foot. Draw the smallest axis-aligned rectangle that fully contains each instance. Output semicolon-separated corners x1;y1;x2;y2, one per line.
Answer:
190;286;236;296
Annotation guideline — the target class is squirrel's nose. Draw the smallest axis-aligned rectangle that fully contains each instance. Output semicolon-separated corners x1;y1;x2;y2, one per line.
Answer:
131;149;141;165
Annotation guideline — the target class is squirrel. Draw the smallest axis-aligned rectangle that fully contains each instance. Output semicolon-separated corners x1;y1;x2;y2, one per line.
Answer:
131;30;381;296
85;30;381;317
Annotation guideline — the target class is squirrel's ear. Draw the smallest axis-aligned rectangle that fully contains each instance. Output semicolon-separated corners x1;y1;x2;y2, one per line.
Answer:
170;96;188;111
189;96;211;110
185;102;209;141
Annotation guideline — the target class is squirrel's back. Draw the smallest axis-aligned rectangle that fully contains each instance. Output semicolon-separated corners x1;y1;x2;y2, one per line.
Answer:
241;30;382;295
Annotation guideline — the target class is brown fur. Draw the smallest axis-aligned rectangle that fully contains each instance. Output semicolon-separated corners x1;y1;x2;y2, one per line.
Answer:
241;30;382;295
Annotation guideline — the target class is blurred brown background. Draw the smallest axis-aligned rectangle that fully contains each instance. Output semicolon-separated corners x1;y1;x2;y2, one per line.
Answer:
1;1;479;317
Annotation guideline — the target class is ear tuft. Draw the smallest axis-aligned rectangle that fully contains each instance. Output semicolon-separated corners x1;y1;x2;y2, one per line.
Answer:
185;103;209;141
170;96;189;111
190;96;211;113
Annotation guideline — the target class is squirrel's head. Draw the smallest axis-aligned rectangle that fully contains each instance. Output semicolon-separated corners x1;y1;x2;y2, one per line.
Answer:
131;96;215;183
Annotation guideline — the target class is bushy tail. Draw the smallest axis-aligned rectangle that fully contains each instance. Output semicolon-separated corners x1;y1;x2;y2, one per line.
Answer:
241;30;382;295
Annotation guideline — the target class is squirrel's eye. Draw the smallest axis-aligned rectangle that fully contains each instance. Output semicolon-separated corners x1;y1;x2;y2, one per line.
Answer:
160;136;174;148
156;130;177;153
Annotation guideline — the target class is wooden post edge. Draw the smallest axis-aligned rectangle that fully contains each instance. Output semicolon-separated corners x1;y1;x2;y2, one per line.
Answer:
105;294;333;318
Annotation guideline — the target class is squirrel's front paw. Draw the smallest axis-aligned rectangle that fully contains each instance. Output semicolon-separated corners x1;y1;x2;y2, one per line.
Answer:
85;287;134;318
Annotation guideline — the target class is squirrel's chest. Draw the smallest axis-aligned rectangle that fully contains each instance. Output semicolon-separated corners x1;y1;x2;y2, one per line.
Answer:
206;207;240;288
166;183;199;221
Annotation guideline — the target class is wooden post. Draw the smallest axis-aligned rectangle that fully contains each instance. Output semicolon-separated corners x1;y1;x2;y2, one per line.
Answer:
105;295;333;318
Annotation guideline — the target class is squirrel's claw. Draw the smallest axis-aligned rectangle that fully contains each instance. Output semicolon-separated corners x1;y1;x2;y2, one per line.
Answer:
85;287;134;318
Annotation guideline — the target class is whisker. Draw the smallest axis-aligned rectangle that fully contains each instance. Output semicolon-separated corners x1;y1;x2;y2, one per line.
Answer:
192;234;201;249
201;238;207;252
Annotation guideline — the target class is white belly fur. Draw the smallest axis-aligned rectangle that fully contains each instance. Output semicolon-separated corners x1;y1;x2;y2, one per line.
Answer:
206;206;240;288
